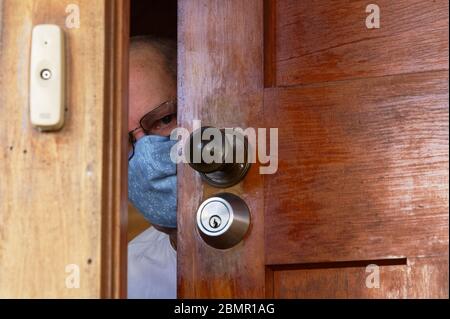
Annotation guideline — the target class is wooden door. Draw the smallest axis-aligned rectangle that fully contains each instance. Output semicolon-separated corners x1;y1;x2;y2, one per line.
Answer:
0;0;129;298
178;0;449;298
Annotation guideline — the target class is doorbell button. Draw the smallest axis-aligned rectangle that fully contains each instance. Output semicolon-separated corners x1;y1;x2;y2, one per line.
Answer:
40;69;52;80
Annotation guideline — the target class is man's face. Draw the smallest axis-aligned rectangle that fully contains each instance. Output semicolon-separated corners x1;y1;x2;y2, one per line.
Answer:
129;46;177;142
128;45;178;237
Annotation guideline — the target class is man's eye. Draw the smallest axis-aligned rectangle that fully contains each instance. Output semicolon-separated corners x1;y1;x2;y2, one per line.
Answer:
147;113;177;134
161;115;173;125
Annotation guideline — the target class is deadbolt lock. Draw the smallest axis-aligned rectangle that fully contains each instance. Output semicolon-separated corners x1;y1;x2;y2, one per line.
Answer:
196;193;250;249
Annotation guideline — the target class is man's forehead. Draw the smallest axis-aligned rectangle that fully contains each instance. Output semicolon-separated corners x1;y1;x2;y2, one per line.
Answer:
130;60;163;81
129;50;168;87
131;43;164;65
128;41;176;121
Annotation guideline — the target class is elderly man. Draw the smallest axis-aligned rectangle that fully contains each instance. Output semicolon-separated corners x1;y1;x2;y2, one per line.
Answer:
127;36;177;299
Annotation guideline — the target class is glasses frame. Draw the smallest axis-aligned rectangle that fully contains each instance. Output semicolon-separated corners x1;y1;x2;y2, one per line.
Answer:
128;100;176;161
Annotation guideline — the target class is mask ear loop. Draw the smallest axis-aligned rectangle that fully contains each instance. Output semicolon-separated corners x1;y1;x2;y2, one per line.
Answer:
128;131;137;161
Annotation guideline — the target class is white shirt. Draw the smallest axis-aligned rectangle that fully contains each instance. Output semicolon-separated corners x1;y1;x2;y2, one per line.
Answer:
128;227;177;299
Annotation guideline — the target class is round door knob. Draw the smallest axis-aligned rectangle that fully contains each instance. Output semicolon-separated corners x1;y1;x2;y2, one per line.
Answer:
196;193;250;249
186;127;251;188
187;126;229;174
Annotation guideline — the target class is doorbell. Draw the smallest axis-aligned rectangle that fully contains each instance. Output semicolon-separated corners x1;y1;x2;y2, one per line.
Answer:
29;24;65;131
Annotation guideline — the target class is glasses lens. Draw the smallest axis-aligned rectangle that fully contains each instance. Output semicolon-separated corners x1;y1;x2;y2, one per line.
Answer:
140;112;156;134
140;101;177;136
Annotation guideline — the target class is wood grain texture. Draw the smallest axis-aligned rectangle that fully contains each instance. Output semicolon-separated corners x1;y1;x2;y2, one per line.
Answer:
274;0;449;86
264;71;449;265
272;256;448;298
0;0;128;298
264;0;276;88
178;0;266;298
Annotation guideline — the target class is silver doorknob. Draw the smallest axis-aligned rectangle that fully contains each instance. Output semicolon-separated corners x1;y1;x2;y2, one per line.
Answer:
186;127;251;188
196;193;250;249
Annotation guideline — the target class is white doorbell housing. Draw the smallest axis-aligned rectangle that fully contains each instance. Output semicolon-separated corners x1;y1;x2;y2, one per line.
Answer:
29;24;65;131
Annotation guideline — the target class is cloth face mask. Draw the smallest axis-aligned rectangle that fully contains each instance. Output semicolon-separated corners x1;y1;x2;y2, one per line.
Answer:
128;135;177;228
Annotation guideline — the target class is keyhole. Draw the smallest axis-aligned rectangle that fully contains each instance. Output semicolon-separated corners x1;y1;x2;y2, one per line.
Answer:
209;215;222;229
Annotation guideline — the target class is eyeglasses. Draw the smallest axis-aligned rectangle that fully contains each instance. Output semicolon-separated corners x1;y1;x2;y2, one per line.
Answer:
128;100;177;161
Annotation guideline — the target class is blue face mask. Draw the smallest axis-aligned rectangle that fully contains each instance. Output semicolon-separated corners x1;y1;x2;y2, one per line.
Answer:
128;135;177;228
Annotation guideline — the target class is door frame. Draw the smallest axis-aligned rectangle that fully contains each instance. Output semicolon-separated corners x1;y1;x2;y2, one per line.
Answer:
101;0;130;299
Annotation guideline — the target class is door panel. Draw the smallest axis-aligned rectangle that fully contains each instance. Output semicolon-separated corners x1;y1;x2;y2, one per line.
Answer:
272;260;408;299
178;0;448;298
265;71;449;265
0;0;128;298
271;256;448;298
273;0;449;86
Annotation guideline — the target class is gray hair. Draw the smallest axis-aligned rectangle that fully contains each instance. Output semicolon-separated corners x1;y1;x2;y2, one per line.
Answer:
130;35;177;83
